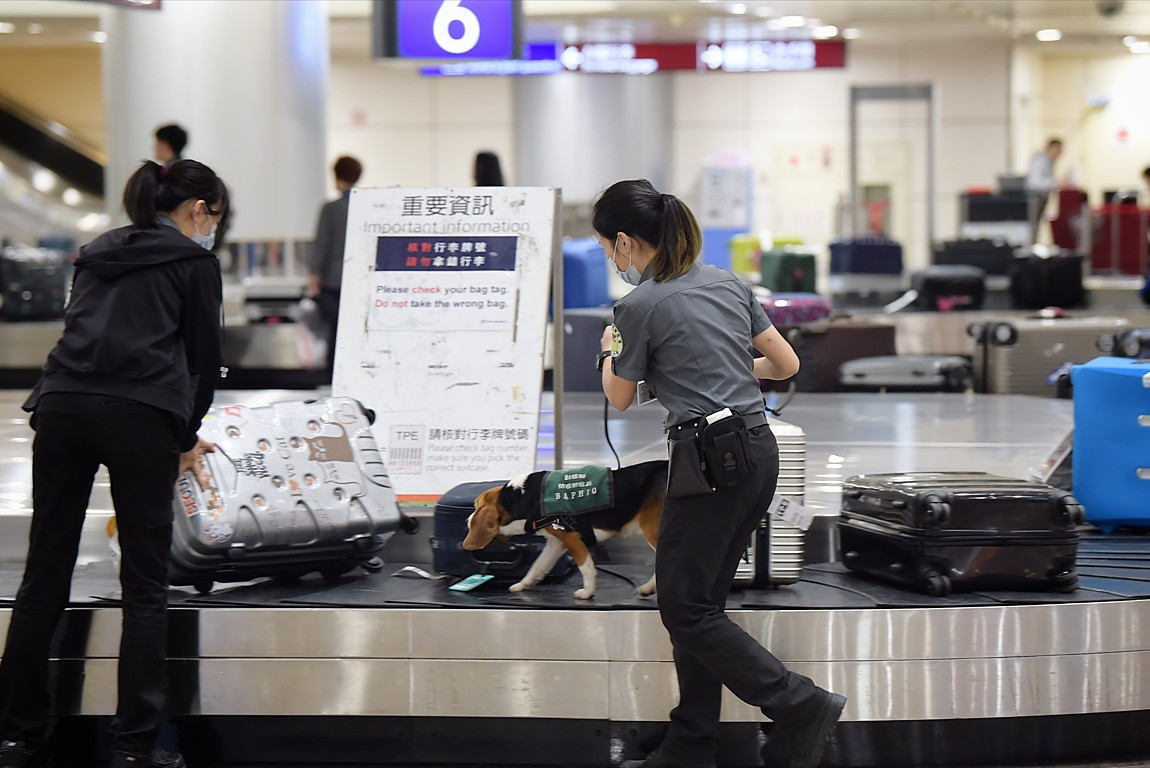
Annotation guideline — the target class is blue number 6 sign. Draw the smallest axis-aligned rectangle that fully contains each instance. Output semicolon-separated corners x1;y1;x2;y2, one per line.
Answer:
381;0;521;60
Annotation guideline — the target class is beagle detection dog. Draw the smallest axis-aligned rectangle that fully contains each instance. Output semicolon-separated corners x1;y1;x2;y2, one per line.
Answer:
462;460;667;599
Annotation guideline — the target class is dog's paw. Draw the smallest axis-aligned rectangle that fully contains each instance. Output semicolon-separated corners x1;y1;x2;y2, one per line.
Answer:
509;581;529;593
573;588;595;600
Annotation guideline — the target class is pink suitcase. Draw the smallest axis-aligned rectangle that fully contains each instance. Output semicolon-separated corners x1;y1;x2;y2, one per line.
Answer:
760;292;832;327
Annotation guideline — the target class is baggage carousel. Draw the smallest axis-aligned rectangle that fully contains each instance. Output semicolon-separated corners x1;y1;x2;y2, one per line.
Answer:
0;391;1148;767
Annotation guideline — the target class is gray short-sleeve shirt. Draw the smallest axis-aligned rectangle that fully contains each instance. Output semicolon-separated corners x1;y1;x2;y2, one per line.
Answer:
610;262;772;427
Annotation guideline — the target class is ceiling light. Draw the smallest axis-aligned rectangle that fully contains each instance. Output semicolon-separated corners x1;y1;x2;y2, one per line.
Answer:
27;23;43;34
730;3;747;14
31;169;57;194
91;31;107;43
752;6;772;17
766;18;786;30
1123;35;1137;46
0;22;15;34
1036;29;1062;42
779;15;805;27
1131;41;1150;53
62;188;82;207
842;28;860;39
813;25;839;39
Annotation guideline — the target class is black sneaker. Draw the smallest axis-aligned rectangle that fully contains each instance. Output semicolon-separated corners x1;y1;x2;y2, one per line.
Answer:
108;750;186;768
786;691;847;768
0;741;41;768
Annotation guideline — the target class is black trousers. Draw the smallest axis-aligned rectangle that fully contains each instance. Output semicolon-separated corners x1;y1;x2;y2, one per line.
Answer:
656;425;822;762
315;287;341;377
0;393;179;754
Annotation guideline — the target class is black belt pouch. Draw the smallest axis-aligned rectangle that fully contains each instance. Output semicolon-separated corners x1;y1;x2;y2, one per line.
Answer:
667;436;714;498
699;415;752;489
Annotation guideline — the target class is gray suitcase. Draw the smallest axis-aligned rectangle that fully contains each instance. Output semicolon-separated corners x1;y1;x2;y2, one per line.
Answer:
733;418;805;588
839;355;973;392
971;316;1129;396
170;397;415;593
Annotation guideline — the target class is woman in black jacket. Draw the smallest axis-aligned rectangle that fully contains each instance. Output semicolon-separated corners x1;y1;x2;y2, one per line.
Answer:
0;159;229;768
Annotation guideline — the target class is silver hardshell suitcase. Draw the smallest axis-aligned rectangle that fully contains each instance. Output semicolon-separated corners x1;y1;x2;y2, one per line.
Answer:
839;355;973;392
734;417;805;587
170;397;414;593
972;317;1128;396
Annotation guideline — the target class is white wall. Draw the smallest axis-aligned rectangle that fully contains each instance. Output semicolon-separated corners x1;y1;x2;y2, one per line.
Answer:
1038;51;1150;204
326;59;516;199
671;39;1012;271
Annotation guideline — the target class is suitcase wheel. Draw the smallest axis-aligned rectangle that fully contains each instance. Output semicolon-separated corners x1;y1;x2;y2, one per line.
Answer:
1096;333;1116;354
989;322;1018;347
924;497;951;526
1121;333;1148;359
400;512;421;535
924;571;951;597
361;556;385;573
945;368;973;393
1058;496;1085;525
193;579;214;595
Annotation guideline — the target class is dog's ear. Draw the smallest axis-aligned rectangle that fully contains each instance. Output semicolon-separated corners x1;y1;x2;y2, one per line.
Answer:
463;487;504;550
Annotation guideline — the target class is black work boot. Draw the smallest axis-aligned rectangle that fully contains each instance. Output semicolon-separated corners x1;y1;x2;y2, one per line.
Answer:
784;690;847;768
0;741;42;768
109;750;187;768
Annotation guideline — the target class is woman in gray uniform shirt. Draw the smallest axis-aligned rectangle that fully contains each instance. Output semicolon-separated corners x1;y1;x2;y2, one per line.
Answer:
593;179;847;768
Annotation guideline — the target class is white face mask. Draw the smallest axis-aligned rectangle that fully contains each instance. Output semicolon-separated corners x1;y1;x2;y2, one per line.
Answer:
612;237;642;286
190;221;217;251
190;202;217;250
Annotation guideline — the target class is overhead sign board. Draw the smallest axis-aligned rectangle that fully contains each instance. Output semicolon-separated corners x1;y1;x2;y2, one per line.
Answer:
374;0;523;60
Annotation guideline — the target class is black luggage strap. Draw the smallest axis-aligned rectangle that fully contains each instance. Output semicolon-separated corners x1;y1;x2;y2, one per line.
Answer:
668;409;769;441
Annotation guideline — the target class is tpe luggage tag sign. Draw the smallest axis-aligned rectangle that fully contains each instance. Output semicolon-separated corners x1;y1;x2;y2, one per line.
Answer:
767;495;814;532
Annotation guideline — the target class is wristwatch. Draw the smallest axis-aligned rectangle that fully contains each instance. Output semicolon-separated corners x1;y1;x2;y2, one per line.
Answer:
596;350;613;372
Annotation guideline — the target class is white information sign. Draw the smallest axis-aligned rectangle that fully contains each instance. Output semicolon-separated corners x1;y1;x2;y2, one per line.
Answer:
335;187;559;501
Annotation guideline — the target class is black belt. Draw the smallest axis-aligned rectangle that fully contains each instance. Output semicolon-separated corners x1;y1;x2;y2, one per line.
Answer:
668;409;769;440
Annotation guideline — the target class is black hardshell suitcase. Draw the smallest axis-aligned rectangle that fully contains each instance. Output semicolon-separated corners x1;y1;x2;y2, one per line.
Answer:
1009;251;1085;309
838;471;1083;597
910;265;986;311
432;480;574;584
932;238;1015;276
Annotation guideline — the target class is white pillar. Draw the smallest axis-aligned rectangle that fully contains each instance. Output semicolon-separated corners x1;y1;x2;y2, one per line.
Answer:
102;0;327;240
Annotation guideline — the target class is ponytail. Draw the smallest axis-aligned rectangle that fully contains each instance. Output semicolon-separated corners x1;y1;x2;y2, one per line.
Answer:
122;158;230;234
123;160;164;229
591;179;701;283
654;193;701;282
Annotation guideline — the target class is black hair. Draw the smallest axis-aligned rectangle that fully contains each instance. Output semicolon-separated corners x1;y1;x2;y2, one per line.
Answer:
591;179;702;283
1047;137;1064;149
333;155;363;185
474;151;504;186
1143;166;1150;178
123;159;230;240
155;124;188;158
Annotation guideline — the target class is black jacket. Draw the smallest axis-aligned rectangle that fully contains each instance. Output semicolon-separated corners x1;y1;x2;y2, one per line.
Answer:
24;224;223;451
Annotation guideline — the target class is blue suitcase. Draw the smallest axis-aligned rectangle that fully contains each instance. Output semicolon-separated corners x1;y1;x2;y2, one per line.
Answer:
561;238;611;309
1070;357;1150;531
830;237;903;275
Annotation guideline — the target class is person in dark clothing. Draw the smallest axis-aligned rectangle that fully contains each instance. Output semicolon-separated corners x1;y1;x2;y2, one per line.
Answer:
308;155;363;380
0;159;229;768
153;124;188;166
473;150;504;186
594;179;847;768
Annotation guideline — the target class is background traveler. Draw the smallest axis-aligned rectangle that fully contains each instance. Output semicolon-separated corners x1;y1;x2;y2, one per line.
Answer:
473;150;505;186
153;124;188;166
0;158;229;768
594;179;847;768
307;155;363;380
1025;137;1064;243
